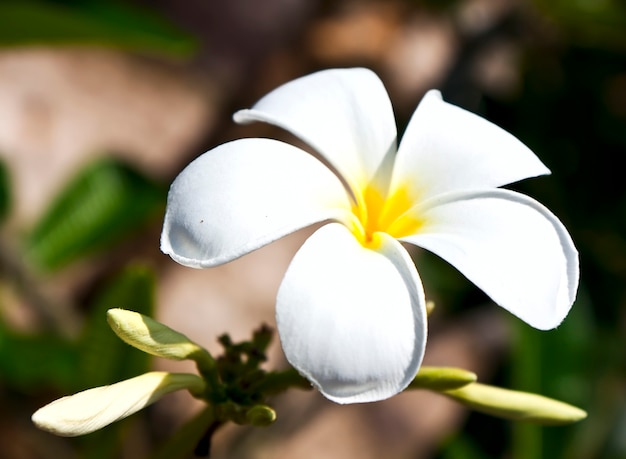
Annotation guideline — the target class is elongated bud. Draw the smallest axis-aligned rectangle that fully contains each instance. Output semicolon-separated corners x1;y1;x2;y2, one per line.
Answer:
443;382;587;425
107;308;213;364
408;366;477;391
32;372;206;436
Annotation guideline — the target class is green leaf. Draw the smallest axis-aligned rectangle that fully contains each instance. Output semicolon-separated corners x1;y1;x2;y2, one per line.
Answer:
75;264;155;459
0;0;197;57
78;264;155;389
0;159;10;223
0;323;77;391
26;158;166;272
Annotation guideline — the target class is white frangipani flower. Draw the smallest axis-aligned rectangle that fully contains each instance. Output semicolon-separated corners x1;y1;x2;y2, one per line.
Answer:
161;68;579;404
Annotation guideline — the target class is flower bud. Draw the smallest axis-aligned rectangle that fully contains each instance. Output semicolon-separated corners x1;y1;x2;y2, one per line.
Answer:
246;404;276;427
32;372;206;436
107;308;211;363
443;382;587;425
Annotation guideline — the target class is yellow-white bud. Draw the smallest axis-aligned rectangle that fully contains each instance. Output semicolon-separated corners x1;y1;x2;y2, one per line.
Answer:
32;371;205;436
107;308;209;362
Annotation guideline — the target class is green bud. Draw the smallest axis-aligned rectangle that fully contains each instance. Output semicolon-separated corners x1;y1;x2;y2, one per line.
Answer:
245;404;276;427
408;366;477;391
107;309;213;364
252;324;273;354
443;382;587;425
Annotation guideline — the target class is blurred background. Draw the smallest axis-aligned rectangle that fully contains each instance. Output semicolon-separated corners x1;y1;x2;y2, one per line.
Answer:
0;0;624;458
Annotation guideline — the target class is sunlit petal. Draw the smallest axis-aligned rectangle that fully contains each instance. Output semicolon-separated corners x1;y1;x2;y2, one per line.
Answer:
276;223;427;403
391;90;550;202
32;372;204;437
402;189;578;329
234;68;397;193
161;138;352;268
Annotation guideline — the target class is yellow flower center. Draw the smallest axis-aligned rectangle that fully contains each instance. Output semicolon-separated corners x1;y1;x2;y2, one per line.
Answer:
351;182;424;248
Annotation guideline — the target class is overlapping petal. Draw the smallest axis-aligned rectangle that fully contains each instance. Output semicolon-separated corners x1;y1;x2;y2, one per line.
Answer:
161;138;353;268
276;223;427;403
391;90;550;203
401;189;578;330
233;68;398;194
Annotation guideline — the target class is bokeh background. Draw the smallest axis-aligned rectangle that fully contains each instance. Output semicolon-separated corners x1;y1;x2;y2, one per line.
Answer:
1;0;625;458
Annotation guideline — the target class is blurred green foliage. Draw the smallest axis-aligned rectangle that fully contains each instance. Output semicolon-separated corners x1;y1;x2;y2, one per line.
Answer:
0;0;196;56
0;0;188;456
0;322;77;390
78;265;154;390
0;265;155;456
76;265;155;459
0;265;153;390
25;158;166;272
0;155;163;456
0;159;10;224
534;0;626;50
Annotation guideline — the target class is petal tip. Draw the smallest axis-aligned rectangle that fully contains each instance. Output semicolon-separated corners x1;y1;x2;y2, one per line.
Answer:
233;109;252;124
423;88;443;100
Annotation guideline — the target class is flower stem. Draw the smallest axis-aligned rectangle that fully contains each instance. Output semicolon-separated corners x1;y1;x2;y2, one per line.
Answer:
251;368;311;395
193;350;226;401
408;366;477;391
147;406;222;459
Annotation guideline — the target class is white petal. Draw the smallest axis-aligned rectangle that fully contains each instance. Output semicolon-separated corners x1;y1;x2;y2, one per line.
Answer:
32;372;204;436
161;138;353;268
234;68;397;193
276;223;427;404
391;90;550;202
402;189;579;330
